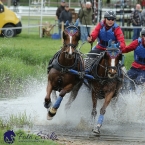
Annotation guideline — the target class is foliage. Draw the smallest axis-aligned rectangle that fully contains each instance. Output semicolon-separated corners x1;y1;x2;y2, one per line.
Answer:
0;111;32;129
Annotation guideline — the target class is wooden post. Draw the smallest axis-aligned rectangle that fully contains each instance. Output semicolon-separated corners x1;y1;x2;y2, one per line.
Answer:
7;0;11;7
61;21;64;44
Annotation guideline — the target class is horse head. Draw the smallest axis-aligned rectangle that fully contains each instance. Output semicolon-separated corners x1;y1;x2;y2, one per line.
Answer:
62;19;80;59
105;40;122;78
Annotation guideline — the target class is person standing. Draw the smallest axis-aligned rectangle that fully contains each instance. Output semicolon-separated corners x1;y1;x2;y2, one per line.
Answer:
141;0;145;9
55;0;65;38
78;2;85;24
141;9;145;26
79;1;93;43
59;4;72;28
130;4;142;40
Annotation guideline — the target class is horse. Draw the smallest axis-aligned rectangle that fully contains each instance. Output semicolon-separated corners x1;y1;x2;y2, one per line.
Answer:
44;20;84;120
86;41;123;134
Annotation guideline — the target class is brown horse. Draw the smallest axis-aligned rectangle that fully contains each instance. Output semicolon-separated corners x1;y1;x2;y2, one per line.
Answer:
44;20;84;120
86;42;123;134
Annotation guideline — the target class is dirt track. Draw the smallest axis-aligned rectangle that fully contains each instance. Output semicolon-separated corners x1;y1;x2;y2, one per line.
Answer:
55;137;144;145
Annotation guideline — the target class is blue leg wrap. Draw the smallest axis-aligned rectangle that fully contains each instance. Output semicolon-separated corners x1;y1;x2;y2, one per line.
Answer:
97;114;104;125
53;96;63;109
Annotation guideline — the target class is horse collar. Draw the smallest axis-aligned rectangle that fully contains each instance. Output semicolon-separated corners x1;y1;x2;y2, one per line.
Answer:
51;51;79;73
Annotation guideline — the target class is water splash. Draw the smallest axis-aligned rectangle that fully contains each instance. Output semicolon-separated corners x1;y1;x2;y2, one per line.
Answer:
0;79;145;127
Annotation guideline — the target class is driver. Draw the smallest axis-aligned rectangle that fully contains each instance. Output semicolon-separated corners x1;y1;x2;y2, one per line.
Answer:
87;10;126;55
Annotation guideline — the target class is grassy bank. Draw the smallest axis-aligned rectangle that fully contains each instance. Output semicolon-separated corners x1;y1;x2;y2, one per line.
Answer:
0;34;60;97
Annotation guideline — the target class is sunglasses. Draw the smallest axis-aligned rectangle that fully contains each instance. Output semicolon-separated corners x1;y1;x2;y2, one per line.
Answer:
106;18;115;21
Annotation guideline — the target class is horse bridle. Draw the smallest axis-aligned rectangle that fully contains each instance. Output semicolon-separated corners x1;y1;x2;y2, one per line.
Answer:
98;49;121;77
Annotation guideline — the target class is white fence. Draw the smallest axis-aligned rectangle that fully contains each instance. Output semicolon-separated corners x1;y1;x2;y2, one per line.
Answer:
9;6;80;16
9;6;119;17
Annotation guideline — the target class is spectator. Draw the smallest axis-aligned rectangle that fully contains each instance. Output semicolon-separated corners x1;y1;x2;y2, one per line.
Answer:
141;9;145;26
106;0;110;4
141;0;145;9
78;2;85;32
59;4;72;29
78;1;93;42
56;0;65;38
122;28;145;88
78;2;85;24
130;4;142;40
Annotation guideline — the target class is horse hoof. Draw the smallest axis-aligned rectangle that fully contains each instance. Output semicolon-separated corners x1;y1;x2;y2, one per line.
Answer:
92;126;100;134
47;114;53;120
47;107;56;120
44;100;52;109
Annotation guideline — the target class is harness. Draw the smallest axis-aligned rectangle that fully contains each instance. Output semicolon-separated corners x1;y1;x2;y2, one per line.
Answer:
47;50;84;74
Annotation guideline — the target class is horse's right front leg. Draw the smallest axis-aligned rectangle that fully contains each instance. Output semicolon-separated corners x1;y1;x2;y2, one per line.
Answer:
93;91;114;134
91;90;97;120
91;90;98;133
48;84;73;120
44;82;52;109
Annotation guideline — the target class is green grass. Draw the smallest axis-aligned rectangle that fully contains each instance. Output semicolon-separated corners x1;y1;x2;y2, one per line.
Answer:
0;111;32;129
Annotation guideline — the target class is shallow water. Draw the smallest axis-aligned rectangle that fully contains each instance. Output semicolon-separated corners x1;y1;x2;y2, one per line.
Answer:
0;81;145;143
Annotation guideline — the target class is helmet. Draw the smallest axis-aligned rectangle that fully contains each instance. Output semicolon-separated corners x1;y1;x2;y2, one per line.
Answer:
141;28;145;35
104;11;116;19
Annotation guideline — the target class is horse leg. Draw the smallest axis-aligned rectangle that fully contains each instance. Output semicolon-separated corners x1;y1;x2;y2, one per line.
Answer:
65;81;83;110
44;82;52;109
93;91;114;134
48;84;73;119
51;90;57;101
91;90;97;126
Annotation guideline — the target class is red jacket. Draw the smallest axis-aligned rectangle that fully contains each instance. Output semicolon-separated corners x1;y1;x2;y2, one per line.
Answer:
122;39;145;70
90;20;126;50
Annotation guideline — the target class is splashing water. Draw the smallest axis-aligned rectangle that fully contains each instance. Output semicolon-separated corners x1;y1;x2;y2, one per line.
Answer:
0;78;145;128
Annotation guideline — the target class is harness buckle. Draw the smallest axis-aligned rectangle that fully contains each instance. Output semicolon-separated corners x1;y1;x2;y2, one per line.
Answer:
78;72;85;79
61;68;68;74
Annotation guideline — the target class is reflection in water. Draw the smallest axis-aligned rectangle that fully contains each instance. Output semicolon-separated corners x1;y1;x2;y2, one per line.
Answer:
0;80;145;142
